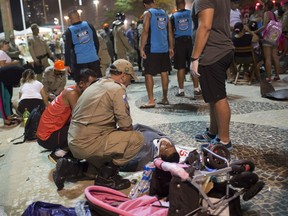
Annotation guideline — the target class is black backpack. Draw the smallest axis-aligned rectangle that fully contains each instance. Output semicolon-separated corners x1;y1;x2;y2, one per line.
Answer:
11;105;44;145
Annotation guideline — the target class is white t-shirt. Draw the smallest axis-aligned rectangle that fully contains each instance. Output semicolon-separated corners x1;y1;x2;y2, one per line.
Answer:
19;80;44;101
0;50;12;63
230;9;242;28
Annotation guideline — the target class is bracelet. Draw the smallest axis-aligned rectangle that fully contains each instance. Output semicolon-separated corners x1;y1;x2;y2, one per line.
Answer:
191;57;199;62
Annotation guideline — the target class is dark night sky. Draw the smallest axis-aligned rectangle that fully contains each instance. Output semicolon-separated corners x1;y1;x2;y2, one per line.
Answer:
0;0;74;32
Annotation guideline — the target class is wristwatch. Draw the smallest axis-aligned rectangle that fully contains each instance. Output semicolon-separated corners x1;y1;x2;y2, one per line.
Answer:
191;57;199;62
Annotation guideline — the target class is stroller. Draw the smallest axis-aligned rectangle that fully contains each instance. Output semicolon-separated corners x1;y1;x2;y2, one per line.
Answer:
85;144;265;216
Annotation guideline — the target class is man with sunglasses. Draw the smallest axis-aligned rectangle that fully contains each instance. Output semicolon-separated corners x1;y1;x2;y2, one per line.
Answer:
66;59;144;190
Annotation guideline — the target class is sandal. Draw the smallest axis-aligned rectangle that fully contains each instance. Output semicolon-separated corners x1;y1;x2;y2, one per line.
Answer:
3;119;19;128
265;77;271;83
140;103;155;109
157;99;170;105
273;76;280;81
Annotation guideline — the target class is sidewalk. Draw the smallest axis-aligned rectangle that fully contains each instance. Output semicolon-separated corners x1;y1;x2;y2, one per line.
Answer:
0;71;288;215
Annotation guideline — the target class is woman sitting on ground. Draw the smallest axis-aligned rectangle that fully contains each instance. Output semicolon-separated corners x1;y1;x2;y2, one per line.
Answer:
17;69;49;115
0;39;23;127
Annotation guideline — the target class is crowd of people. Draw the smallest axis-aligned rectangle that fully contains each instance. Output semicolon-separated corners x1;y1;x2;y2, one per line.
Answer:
229;0;288;82
0;0;287;192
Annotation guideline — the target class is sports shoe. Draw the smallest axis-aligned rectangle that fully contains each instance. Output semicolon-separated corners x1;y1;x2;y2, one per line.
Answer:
48;151;62;164
195;128;217;142
175;92;185;97
94;162;131;190
201;138;233;151
53;158;91;190
194;89;202;96
48;151;75;164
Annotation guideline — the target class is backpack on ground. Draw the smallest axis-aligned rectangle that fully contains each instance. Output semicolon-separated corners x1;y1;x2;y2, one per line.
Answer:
263;11;282;44
11;105;44;145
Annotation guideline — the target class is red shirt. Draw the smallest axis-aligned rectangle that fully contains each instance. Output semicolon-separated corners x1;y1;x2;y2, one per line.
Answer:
36;85;76;141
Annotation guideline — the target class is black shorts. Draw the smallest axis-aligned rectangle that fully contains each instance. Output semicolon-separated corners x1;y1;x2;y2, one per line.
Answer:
143;52;171;76
199;51;233;103
74;60;102;82
174;36;193;69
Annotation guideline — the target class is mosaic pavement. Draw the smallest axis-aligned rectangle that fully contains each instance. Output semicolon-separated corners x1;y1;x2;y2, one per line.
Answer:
0;72;288;215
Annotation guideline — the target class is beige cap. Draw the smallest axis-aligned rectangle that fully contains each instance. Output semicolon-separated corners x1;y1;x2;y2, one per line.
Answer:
112;59;138;80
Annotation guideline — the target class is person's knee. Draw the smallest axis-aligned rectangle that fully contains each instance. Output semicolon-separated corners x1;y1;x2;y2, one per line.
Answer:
130;131;145;150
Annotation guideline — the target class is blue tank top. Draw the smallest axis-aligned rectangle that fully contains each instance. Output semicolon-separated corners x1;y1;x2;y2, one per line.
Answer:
172;9;193;38
148;8;169;53
69;21;99;64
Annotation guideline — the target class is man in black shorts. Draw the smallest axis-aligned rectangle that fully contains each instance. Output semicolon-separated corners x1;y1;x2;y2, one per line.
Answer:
171;0;201;97
140;0;174;108
190;0;234;150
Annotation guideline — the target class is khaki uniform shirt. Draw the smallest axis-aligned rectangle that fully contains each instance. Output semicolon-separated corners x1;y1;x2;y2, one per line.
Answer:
113;23;134;58
42;66;66;95
28;35;53;68
68;78;132;158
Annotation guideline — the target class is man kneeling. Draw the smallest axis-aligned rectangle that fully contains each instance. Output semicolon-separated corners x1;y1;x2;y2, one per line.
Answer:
54;59;144;191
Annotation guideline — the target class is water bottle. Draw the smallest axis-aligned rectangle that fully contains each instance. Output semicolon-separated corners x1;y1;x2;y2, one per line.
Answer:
128;162;155;199
23;108;30;126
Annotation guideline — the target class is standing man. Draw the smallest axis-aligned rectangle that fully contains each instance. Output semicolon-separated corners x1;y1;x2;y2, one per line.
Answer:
140;0;174;108
64;10;102;82
112;12;135;60
28;24;54;82
42;60;67;101
190;0;234;149
171;0;201;97
7;34;23;65
67;59;144;190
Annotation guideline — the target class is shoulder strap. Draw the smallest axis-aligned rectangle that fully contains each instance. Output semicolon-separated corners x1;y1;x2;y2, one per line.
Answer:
11;134;26;145
269;11;277;21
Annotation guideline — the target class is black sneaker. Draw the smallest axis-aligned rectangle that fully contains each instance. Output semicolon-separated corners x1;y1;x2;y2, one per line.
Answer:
53;158;70;190
194;89;202;96
48;151;75;164
201;138;233;151
94;174;131;190
195;128;217;142
175;92;185;97
53;158;90;190
48;151;61;164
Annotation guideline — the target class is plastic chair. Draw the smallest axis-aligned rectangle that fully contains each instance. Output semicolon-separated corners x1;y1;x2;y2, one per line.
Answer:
232;45;260;85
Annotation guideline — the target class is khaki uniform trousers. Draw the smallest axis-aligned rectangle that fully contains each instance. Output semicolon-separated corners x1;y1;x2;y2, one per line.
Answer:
86;130;144;174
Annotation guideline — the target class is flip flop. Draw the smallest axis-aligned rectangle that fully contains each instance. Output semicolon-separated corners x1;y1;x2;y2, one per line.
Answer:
157;100;170;105
140;103;155;109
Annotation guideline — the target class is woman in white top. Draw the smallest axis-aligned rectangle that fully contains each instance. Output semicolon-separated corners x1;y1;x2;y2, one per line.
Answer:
0;39;19;67
17;69;49;114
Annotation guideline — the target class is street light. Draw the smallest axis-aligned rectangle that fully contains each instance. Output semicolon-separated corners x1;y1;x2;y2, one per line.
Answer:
77;9;83;18
93;0;100;27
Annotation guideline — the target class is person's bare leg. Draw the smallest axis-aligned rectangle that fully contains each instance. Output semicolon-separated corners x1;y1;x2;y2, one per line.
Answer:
213;97;231;143
192;76;201;94
208;103;218;136
177;68;185;93
272;47;281;78
263;46;272;79
160;71;169;102
145;74;155;105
